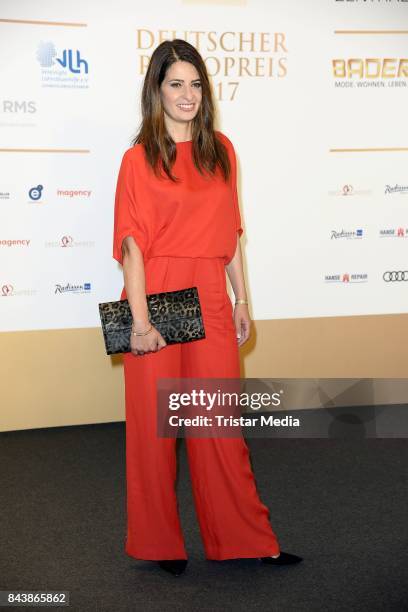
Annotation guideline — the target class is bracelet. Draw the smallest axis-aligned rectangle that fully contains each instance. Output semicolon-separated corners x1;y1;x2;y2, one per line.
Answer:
235;299;248;305
131;323;153;336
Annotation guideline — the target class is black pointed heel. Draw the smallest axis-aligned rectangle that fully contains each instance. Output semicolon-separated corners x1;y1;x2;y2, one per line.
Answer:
157;559;188;575
259;551;303;565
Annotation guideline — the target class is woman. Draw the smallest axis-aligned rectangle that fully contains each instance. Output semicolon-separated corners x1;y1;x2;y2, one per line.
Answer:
113;39;302;576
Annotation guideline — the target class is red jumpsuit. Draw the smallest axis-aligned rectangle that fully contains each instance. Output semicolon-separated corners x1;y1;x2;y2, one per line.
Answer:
112;132;280;561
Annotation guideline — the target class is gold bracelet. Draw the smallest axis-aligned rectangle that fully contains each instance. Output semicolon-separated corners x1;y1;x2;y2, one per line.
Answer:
132;323;153;336
235;299;248;305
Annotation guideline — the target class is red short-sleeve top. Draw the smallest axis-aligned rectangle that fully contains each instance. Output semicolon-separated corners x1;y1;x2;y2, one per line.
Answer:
112;130;243;266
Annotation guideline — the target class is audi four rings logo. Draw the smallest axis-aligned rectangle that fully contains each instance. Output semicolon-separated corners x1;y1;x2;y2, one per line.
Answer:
383;271;408;282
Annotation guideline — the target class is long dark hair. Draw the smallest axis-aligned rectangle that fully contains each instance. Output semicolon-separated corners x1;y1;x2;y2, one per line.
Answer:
132;39;231;182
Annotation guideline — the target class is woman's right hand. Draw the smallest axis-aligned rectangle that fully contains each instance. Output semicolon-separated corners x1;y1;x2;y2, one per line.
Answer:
130;324;167;356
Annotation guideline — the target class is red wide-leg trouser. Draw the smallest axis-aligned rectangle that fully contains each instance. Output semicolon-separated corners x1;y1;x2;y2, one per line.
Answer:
121;256;280;561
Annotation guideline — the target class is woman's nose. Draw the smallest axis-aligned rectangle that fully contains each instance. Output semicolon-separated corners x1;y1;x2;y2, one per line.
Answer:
182;85;195;100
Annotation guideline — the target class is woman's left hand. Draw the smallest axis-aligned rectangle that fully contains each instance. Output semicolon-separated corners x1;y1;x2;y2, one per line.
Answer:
233;304;251;347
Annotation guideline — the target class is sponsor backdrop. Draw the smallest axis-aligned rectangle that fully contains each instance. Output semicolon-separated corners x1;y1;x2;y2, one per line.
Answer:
0;0;407;430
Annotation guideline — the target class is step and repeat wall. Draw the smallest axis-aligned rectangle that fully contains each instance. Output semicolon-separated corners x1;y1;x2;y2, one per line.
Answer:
0;0;407;430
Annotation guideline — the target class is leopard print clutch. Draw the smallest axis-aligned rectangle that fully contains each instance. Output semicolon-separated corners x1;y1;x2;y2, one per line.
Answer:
98;286;205;355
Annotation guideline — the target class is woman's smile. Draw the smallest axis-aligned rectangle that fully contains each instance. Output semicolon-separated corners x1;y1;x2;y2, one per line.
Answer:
177;103;195;112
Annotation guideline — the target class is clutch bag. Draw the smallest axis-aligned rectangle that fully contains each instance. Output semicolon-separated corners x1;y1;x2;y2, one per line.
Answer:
98;286;205;355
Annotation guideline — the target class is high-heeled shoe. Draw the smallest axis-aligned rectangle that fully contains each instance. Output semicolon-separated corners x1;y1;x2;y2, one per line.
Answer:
157;559;188;575
258;551;303;565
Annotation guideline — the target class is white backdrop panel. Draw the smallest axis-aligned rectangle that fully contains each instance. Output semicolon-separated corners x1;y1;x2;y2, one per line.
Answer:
0;0;407;331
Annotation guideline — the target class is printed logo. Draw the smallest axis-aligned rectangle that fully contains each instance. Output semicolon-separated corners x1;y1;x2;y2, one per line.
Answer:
332;58;408;89
2;284;13;296
54;282;92;294
2;100;37;114
56;189;92;198
331;229;363;240
328;184;371;197
379;228;408;238
384;184;408;195
44;236;95;248
1;283;37;297
61;236;74;247
0;239;31;247
36;41;89;89
325;273;368;283
383;271;408;282
29;185;43;201
36;41;57;67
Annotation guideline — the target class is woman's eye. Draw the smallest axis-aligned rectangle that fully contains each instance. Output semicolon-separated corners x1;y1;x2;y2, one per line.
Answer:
169;82;201;88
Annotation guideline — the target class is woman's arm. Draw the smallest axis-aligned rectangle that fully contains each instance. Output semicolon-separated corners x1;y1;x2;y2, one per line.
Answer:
122;236;167;354
122;236;149;327
225;235;251;347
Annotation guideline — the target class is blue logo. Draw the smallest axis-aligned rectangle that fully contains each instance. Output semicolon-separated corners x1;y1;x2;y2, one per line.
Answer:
29;185;43;201
36;42;57;67
36;41;89;89
84;283;91;291
56;50;88;74
356;229;363;237
36;42;88;73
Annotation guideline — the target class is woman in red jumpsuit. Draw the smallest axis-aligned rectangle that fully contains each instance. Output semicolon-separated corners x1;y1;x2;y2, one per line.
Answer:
112;39;302;576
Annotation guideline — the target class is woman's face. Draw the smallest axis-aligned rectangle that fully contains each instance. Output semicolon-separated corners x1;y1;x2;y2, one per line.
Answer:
160;60;202;131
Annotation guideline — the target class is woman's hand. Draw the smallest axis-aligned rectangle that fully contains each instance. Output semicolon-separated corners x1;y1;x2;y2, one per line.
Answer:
130;324;167;356
233;304;251;347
